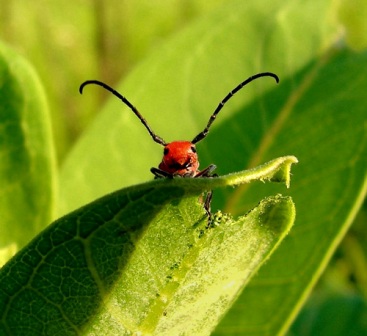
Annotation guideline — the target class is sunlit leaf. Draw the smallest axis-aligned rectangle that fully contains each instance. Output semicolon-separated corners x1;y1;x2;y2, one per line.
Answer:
0;159;296;335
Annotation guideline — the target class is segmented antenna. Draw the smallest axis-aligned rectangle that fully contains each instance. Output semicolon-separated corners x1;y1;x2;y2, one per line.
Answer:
191;72;279;144
79;80;167;146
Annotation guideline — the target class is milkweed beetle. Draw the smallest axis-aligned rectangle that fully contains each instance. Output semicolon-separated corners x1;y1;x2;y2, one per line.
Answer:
79;72;279;218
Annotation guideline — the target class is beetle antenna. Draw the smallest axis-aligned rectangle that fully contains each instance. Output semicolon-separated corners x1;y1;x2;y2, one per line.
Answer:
79;80;167;146
191;72;279;144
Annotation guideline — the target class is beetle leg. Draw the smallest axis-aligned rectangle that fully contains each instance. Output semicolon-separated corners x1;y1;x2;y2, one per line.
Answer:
204;191;213;216
195;164;217;225
152;165;216;226
195;164;217;177
204;191;215;227
150;167;173;179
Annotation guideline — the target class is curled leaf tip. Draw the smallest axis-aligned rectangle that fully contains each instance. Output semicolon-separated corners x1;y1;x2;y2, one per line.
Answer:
218;155;298;189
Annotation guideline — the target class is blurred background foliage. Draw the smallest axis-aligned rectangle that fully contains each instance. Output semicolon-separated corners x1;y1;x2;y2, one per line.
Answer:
1;0;366;334
0;0;225;161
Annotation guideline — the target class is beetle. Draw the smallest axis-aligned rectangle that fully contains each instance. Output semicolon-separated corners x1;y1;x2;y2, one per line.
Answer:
79;72;279;217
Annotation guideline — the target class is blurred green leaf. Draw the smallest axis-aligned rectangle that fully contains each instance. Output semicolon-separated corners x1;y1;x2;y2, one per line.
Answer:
0;159;296;335
289;291;367;336
0;41;56;259
338;0;367;51
0;1;228;160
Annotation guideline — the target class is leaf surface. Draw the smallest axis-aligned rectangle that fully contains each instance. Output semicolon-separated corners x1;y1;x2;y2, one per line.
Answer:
0;158;296;335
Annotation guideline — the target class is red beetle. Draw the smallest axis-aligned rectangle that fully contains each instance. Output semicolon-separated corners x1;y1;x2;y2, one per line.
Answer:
80;72;279;216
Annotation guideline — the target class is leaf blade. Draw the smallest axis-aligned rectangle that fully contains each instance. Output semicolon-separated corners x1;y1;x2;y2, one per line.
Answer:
0;160;296;335
0;41;56;257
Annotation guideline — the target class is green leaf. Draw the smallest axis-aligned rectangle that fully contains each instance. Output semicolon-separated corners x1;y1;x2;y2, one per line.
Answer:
56;0;366;334
290;291;367;336
0;41;56;259
0;159;296;335
338;0;367;51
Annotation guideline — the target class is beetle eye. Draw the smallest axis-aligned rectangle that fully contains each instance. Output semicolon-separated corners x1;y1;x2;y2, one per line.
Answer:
164;148;169;155
191;146;196;153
